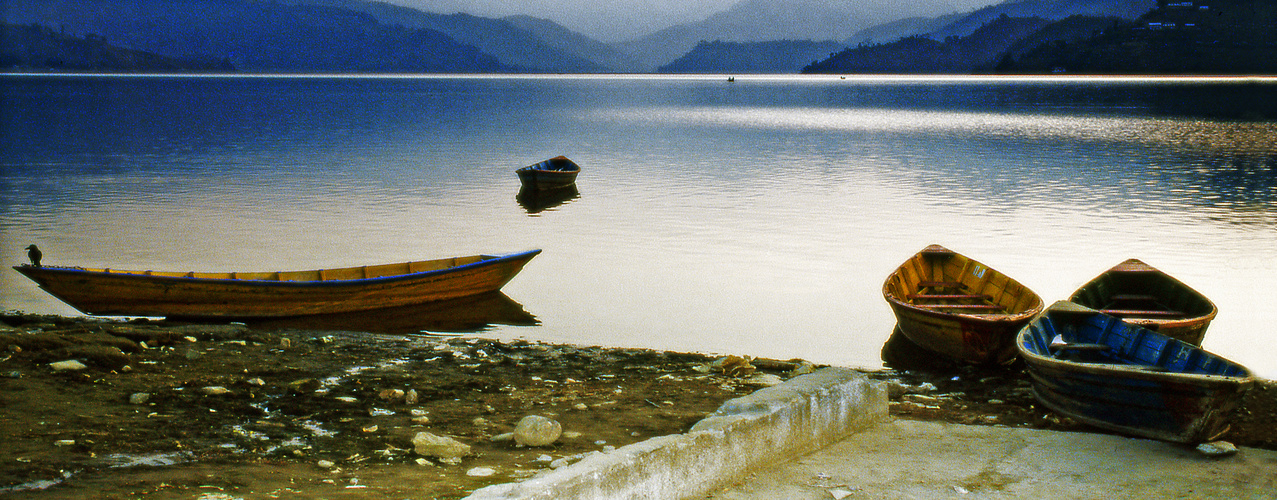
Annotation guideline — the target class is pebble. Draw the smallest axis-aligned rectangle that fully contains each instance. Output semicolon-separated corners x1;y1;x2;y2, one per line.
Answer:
49;360;87;372
379;389;405;401
201;386;231;395
491;433;514;442
466;467;496;477
405;389;419;404
514;415;562;447
743;373;784;386
288;378;321;393
129;393;151;405
412;432;471;460
54;440;75;447
1196;441;1238;457
317;460;335;468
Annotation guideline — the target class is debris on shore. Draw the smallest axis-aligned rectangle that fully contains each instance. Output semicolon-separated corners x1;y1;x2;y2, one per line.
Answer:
1;313;1274;498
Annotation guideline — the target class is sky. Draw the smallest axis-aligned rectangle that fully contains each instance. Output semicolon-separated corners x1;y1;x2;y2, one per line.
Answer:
392;0;1002;42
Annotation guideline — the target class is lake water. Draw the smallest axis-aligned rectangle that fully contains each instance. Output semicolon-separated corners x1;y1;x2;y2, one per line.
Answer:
3;74;1276;378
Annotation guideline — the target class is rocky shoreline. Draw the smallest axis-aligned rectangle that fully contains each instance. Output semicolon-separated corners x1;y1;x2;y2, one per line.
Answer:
1;313;1273;499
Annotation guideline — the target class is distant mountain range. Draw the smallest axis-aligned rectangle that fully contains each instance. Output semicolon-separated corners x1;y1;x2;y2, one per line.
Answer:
2;0;513;72
803;14;1061;73
618;0;963;71
659;40;844;74
664;0;1155;74
2;0;1272;75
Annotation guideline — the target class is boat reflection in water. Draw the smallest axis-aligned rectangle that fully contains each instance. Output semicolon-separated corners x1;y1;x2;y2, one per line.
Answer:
880;327;966;371
244;291;538;335
517;185;580;215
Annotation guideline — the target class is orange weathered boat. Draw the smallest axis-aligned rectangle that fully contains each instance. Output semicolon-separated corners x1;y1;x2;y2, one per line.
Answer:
1068;258;1217;345
13;250;541;319
882;244;1044;365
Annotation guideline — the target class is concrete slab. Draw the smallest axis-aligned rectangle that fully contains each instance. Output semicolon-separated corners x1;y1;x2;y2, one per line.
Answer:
465;368;888;500
706;419;1277;499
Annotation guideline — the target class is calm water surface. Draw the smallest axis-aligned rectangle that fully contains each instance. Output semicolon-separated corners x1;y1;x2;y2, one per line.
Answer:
3;74;1276;377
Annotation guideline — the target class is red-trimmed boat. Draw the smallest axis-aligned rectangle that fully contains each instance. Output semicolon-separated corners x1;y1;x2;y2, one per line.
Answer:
1068;258;1217;345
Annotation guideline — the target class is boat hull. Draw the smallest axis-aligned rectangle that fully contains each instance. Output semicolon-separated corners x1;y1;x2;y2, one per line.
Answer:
13;250;541;319
516;156;580;190
882;244;1043;365
1017;301;1252;443
1069;259;1217;345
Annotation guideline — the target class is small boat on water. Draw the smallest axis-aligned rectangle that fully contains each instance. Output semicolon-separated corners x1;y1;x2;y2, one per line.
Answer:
516;156;580;190
1017;301;1253;443
882;244;1044;365
1068;258;1217;345
13;250;541;319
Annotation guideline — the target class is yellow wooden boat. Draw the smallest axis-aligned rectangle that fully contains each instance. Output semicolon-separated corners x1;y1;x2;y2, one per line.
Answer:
13;250;541;319
882;244;1044;365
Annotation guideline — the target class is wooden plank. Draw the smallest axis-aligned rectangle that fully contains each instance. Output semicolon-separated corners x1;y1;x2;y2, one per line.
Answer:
907;294;989;300
1110;294;1159;301
1101;309;1184;317
923;304;1003;310
918;281;966;289
1051;343;1110;352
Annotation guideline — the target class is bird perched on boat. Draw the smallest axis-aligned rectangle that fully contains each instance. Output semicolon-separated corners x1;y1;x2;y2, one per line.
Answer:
25;244;42;267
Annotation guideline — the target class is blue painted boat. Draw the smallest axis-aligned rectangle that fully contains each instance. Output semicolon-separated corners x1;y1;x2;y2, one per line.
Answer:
1017;301;1253;443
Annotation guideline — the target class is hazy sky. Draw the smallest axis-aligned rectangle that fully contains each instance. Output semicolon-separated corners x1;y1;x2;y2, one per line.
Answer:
393;0;1002;42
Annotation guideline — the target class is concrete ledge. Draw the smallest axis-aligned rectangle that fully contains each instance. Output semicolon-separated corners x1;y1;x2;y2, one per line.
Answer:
465;367;888;500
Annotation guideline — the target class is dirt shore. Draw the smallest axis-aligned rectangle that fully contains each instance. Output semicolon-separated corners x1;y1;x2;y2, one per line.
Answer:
1;314;1273;499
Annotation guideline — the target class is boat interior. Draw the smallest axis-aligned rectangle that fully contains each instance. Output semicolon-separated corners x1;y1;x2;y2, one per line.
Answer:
887;246;1038;315
62;255;488;282
1023;305;1247;377
1071;267;1213;321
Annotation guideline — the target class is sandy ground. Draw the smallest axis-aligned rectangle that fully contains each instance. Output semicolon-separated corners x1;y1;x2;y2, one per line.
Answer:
1;313;1273;499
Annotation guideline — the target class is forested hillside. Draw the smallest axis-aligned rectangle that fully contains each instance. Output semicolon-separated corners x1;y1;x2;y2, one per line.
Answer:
1;24;234;71
804;15;1052;73
999;0;1277;73
2;0;511;72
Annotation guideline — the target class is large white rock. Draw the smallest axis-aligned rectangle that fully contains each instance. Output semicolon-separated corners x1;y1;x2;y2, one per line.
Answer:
513;415;562;447
412;432;471;460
